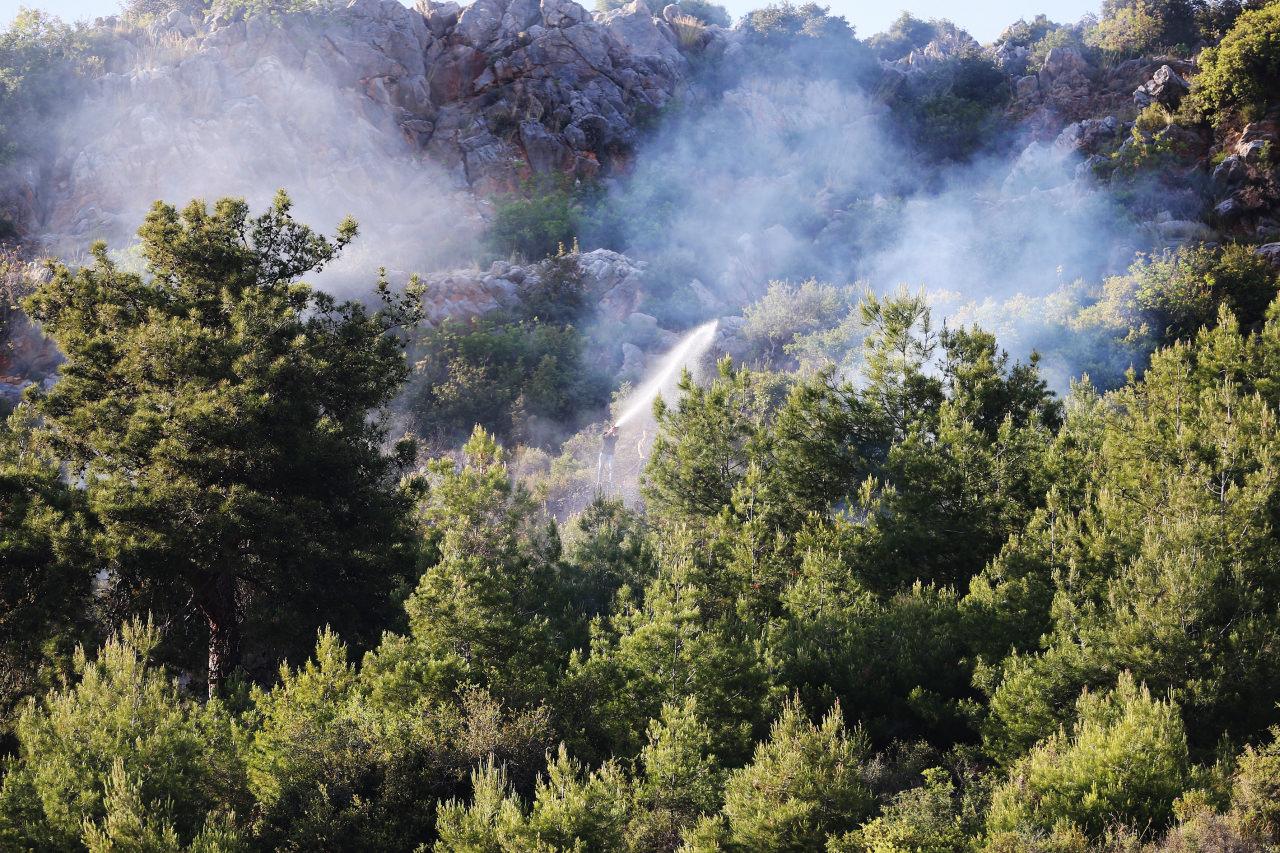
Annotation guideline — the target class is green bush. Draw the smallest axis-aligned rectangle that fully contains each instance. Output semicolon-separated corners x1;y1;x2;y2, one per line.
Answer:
0;10;104;164
867;12;940;60
676;0;731;27
888;55;1010;161
737;2;878;84
120;0;207;24
0;622;249;848
988;674;1193;839
487;177;581;262
1028;25;1086;66
1082;243;1280;345
1086;0;1200;57
407;316;609;448
1187;2;1280;124
999;14;1062;49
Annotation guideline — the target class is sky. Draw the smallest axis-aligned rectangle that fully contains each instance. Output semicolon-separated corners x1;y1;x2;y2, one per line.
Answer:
5;0;1100;42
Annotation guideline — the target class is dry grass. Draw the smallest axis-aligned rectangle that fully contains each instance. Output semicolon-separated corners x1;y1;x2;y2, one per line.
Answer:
129;29;200;73
671;14;706;50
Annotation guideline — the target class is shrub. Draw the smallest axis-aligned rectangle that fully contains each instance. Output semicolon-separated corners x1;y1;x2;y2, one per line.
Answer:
1131;243;1278;340
1187;2;1280;124
999;14;1062;50
888;56;1010;161
677;0;730;27
736;2;878;84
487;177;581;262
1086;0;1200;57
0;10;105;164
1029;25;1086;67
407;314;610;449
0;247;34;358
0;622;248;848
741;280;857;364
120;0;207;24
867;12;939;60
597;0;729;26
701;698;876;850
987;674;1192;839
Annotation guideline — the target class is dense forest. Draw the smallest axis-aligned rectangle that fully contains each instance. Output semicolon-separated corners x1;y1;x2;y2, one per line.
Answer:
5;0;1280;851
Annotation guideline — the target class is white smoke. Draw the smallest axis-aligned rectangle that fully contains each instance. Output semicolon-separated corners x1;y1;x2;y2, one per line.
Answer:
34;23;483;288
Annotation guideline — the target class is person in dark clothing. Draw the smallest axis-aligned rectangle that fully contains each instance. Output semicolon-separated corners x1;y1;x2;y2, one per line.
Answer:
597;424;619;490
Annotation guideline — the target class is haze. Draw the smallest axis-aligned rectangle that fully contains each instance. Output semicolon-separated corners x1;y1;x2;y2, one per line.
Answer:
4;0;1102;42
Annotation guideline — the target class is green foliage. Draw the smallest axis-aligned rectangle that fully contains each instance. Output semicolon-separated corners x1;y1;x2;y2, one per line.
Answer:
119;0;208;25
0;10;104;165
999;14;1063;50
23;192;421;695
0;247;36;358
737;3;879;84
217;0;334;20
1187;2;1280;123
887;56;1010;161
1028;25;1085;67
629;699;725;849
595;0;729;25
1229;726;1280;845
407;254;609;449
867;13;943;60
564;546;778;764
695;698;876;851
674;0;731;27
562;498;658;626
435;750;632;852
1080;243;1279;347
0;414;95;735
80;760;246;853
0;621;248;848
643;358;788;523
371;428;571;708
245;626;552;850
1086;0;1200;56
487;178;581;262
983;308;1280;764
741;279;859;365
837;767;971;853
988;674;1192;839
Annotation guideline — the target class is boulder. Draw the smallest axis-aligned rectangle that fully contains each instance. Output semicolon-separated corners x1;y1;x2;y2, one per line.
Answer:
1257;243;1280;268
603;0;681;63
1041;47;1089;80
1213;155;1250;191
1134;64;1189;109
422;0;460;36
1215;197;1244;221
1055;116;1118;154
542;0;588;28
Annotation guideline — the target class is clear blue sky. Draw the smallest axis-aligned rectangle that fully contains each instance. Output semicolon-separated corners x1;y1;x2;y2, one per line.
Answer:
3;0;1100;43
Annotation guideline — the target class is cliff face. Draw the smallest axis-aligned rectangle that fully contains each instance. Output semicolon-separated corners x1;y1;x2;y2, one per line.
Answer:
9;0;692;268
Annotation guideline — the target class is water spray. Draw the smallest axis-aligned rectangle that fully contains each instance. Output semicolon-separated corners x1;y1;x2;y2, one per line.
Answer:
613;319;720;428
595;319;719;496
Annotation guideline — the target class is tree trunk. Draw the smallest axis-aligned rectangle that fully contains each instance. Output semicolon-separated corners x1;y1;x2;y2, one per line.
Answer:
201;572;240;700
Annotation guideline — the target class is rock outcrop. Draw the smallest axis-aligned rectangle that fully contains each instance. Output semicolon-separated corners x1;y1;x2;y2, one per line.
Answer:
7;0;691;258
418;248;648;324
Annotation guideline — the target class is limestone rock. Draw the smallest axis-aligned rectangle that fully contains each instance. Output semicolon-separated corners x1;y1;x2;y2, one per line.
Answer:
1134;65;1189;109
1257;243;1280;268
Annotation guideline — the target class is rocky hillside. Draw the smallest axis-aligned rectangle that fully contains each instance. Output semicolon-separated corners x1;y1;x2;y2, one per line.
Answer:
5;0;1280;408
2;0;695;262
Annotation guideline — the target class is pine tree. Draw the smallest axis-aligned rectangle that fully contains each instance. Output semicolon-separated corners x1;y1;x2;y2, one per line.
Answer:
23;192;422;695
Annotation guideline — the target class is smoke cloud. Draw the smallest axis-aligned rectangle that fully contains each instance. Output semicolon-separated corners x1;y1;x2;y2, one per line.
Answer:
32;26;482;288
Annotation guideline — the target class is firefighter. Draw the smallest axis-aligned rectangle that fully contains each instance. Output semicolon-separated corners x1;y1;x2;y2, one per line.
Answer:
597;423;620;490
